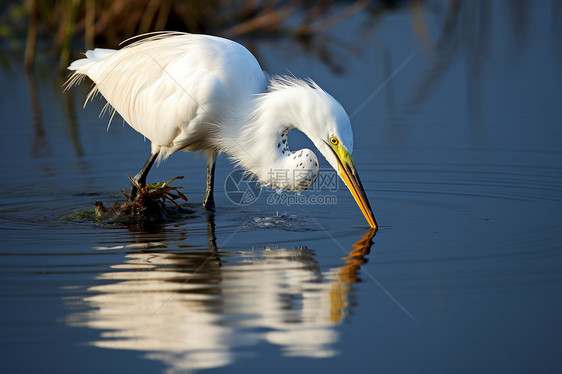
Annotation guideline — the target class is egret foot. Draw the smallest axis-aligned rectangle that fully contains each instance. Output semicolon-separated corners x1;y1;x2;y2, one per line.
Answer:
203;196;215;212
129;173;147;200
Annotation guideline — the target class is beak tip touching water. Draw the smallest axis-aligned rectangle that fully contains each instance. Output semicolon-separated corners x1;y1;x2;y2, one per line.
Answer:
337;158;377;230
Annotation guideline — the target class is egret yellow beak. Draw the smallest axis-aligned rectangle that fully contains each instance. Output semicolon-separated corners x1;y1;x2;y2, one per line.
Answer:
331;144;377;229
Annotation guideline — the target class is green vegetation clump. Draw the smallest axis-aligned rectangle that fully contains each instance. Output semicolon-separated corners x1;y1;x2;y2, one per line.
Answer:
65;207;97;221
64;176;192;225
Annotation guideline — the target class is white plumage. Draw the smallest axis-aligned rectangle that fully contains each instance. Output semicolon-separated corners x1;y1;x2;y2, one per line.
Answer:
67;32;376;228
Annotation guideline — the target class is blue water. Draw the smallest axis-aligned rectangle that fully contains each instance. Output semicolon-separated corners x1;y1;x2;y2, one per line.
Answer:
1;1;562;373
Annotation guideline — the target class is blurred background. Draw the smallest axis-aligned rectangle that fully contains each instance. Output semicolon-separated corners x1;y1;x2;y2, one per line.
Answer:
3;0;412;70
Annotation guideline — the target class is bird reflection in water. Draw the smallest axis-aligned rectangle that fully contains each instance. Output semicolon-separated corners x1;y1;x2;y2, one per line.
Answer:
66;217;375;371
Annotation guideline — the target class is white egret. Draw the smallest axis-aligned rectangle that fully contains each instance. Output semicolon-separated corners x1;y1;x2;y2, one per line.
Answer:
66;32;376;228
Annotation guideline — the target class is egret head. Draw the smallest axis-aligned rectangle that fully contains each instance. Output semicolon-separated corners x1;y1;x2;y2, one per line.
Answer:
290;80;377;229
245;76;377;228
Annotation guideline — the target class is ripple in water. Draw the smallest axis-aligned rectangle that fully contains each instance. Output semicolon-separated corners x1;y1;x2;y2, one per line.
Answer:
244;212;318;231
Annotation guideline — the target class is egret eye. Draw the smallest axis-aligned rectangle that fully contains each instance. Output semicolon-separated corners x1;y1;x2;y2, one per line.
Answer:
330;137;339;146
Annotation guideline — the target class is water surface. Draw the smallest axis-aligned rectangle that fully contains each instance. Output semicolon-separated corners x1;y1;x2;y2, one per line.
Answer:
1;2;562;373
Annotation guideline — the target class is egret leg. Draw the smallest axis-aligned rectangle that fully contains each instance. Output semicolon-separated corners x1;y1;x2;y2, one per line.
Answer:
203;151;217;211
130;153;158;199
206;211;217;252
